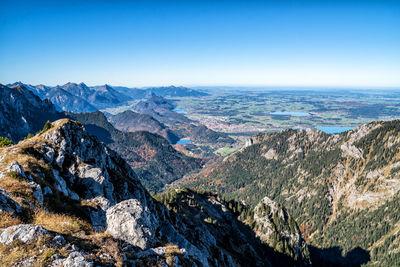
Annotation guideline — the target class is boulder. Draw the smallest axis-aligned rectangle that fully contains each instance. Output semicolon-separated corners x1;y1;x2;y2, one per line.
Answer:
106;199;158;250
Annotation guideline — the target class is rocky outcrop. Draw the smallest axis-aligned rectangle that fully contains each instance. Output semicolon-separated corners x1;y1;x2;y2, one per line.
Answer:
0;224;51;245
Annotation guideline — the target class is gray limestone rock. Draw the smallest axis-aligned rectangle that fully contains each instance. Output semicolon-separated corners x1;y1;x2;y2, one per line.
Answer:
29;181;43;205
51;251;94;267
0;224;51;245
106;199;158;250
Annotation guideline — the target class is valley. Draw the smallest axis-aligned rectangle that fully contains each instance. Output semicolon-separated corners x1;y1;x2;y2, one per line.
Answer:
171;88;400;138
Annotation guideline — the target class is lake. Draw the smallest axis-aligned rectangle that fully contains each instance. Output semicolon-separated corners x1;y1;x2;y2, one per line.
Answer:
293;126;354;134
315;126;353;134
173;108;187;114
270;111;311;117
176;139;191;145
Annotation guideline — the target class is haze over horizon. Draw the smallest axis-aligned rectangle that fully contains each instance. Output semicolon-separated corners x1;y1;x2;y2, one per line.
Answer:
1;0;399;88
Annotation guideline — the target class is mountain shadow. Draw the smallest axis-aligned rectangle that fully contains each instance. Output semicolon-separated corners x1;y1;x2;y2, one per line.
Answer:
309;245;370;267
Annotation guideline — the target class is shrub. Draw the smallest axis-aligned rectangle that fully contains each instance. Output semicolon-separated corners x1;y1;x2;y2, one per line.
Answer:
38;121;53;135
0;136;13;147
24;133;34;140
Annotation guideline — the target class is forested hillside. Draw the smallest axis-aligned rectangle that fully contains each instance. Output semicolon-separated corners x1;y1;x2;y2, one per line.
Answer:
181;120;400;266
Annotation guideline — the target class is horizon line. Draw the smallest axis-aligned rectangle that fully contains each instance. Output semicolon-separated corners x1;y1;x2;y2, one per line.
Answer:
3;81;400;90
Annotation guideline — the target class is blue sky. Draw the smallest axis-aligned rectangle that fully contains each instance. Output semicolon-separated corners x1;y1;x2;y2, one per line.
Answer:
0;0;399;87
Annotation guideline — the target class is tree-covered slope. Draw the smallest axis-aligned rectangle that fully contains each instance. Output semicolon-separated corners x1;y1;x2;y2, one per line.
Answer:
182;120;400;266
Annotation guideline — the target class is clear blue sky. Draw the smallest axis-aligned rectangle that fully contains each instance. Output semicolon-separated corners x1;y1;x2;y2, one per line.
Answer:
1;0;399;87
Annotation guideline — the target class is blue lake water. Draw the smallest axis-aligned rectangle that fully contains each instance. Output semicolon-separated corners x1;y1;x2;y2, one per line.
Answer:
173;108;187;114
294;126;354;134
176;139;191;145
315;126;353;134
270;111;311;117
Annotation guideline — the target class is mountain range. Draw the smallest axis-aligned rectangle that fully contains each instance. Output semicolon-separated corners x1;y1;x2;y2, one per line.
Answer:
8;82;208;113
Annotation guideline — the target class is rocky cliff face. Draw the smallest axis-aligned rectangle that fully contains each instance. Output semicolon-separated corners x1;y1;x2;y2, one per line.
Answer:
0;119;307;266
182;120;400;265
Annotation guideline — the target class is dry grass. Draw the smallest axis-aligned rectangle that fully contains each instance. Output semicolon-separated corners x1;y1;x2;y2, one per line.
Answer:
33;210;92;235
80;199;100;209
165;244;182;254
0;212;22;228
0;175;33;202
0;236;66;267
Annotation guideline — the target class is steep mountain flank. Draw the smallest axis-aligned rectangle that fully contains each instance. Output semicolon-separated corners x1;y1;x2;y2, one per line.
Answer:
182;120;400;266
0;119;308;266
44;87;98;112
109;110;180;144
0;84;60;142
67;111;202;193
